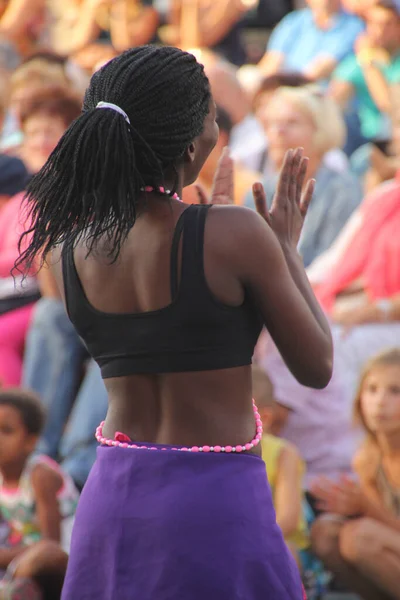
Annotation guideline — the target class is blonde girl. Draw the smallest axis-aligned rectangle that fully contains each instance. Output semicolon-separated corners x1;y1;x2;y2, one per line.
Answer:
311;348;400;600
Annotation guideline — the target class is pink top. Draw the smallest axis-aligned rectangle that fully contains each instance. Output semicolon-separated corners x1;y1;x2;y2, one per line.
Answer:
0;193;33;278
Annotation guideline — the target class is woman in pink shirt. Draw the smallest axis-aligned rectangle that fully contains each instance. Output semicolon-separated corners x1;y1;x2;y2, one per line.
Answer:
0;85;81;386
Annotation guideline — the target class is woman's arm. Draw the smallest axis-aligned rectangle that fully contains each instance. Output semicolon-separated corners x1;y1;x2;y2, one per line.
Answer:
274;444;303;539
195;0;251;48
51;0;101;57
221;151;333;388
0;0;44;39
169;0;252;49
31;464;63;542
109;1;159;52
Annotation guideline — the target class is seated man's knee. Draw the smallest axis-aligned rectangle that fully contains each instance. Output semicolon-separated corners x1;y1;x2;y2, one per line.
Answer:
339;517;378;566
310;516;343;561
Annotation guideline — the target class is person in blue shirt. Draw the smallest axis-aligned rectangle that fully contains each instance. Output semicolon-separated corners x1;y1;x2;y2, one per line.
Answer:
259;0;364;82
330;1;400;142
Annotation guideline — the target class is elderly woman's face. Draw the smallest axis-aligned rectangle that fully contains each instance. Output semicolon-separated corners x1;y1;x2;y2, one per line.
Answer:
263;97;317;170
22;112;66;174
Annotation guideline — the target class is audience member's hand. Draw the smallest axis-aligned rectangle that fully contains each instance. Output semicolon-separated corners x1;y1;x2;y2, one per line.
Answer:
311;475;365;517
355;33;390;64
197;147;234;205
252;148;315;249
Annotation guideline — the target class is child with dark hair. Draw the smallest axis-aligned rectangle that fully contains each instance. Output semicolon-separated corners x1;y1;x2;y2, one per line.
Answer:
0;388;78;566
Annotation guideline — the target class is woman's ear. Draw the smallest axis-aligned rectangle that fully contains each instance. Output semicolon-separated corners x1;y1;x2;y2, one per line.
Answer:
184;141;196;164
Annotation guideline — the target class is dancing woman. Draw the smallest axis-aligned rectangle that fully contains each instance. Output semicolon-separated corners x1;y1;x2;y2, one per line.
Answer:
18;46;332;599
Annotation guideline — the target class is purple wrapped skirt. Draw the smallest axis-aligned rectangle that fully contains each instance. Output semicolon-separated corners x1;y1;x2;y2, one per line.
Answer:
61;443;303;599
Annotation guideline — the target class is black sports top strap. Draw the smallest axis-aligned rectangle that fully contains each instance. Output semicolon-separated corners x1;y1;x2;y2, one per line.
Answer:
61;241;89;326
181;204;211;279
169;209;186;299
170;204;212;299
61;242;74;320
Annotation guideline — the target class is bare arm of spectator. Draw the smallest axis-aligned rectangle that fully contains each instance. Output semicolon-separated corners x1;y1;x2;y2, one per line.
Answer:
109;1;159;52
305;56;340;82
31;463;63;542
274;444;303;539
360;62;391;114
258;51;285;77
171;0;256;48
51;0;103;57
332;293;400;327
37;262;61;298
257;11;294;76
0;0;44;39
329;79;355;109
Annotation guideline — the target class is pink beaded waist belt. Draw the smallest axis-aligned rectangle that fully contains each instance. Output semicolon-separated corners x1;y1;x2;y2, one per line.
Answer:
95;400;263;454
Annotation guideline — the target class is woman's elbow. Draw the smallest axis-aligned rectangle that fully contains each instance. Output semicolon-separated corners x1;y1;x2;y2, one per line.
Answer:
298;356;333;390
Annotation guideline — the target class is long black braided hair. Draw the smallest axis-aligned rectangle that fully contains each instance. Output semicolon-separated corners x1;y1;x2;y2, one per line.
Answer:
17;45;211;271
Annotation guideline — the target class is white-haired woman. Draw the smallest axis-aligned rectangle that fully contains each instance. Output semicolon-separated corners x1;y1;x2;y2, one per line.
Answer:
246;86;363;266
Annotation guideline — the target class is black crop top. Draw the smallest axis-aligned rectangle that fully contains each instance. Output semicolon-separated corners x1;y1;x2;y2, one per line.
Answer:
62;204;263;378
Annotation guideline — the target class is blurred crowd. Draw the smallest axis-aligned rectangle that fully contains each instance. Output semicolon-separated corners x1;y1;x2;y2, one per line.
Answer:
0;0;399;598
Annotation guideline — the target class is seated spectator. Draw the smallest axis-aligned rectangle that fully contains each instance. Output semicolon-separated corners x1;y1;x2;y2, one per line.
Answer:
2;58;71;151
245;86;363;266
162;0;257;66
307;86;400;283
0;389;78;561
255;334;361;505
0;196;39;388
311;349;400;600
252;72;312;124
252;73;349;174
1;540;68;600
330;1;400;144
22;263;89;462
252;366;309;570
18;85;81;174
313;161;400;397
58;360;108;489
204;59;266;171
183;106;262;205
259;0;364;82
0;86;82;387
50;0;159;71
23;265;108;483
0;68;29;202
0;0;46;59
350;83;400;192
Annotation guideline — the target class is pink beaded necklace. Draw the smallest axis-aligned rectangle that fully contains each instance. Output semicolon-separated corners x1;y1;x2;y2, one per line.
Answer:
96;400;263;453
142;186;182;202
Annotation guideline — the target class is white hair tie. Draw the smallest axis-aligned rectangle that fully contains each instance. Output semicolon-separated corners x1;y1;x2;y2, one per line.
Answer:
96;101;130;125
